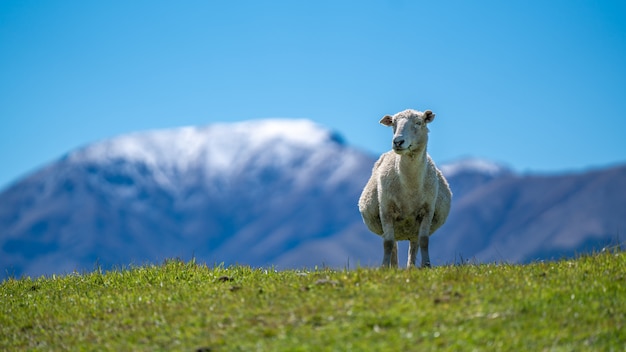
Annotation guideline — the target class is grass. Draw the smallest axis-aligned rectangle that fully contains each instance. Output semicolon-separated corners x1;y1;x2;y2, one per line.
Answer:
1;250;625;351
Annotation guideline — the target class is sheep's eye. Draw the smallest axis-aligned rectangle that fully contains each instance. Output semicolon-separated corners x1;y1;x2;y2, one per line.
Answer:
415;121;422;126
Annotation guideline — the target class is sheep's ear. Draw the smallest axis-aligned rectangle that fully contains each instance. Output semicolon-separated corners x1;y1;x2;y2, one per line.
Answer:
380;115;393;126
423;110;435;123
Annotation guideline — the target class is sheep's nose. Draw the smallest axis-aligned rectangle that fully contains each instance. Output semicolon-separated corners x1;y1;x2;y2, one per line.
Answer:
393;138;405;148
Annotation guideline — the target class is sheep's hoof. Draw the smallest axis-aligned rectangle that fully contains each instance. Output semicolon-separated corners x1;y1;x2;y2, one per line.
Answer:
422;262;431;268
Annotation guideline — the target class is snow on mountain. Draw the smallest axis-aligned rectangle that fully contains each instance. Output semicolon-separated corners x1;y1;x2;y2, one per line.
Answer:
439;157;511;178
67;119;338;185
1;119;624;280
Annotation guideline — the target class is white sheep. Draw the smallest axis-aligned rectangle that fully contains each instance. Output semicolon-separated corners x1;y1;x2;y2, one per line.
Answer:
358;109;452;268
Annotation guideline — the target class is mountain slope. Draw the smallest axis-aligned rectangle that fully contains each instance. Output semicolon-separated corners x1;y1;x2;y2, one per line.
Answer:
0;119;378;278
1;119;624;279
437;165;626;263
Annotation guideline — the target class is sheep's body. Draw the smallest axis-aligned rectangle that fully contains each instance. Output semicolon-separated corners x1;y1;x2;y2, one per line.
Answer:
358;109;451;268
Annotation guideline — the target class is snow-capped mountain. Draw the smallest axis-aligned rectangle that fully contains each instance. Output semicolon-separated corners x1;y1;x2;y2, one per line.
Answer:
439;157;511;178
1;119;624;280
0;119;379;278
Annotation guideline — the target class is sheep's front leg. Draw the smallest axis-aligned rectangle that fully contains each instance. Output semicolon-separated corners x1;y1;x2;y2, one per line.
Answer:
381;221;398;268
380;207;398;268
407;240;418;267
419;235;430;268
382;240;396;268
382;239;399;268
391;241;398;267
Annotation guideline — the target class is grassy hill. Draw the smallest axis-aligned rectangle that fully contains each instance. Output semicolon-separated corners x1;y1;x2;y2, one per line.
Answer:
1;250;624;351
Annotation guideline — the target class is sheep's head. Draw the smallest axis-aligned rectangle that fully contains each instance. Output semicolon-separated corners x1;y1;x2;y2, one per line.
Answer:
380;109;435;155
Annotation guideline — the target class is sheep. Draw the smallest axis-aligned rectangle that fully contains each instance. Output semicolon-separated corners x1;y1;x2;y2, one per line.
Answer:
358;109;452;268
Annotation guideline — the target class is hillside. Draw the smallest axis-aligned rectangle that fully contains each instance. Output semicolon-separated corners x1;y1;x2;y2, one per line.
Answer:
1;119;625;280
0;119;377;279
1;251;624;350
437;163;626;264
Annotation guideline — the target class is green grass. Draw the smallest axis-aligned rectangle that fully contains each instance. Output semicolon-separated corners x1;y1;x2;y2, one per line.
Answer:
1;251;625;351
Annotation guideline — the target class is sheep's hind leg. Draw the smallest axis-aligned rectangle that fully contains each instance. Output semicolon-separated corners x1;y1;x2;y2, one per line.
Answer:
419;235;431;268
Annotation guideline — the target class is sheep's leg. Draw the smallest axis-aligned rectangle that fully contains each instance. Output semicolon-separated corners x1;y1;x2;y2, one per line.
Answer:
418;218;432;268
381;214;398;268
407;240;418;267
382;239;399;268
391;242;398;267
382;240;398;268
419;235;431;268
382;239;395;268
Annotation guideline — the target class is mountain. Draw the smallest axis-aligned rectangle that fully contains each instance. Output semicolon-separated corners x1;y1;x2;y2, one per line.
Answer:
437;163;626;263
0;119;380;278
1;119;624;279
439;158;513;200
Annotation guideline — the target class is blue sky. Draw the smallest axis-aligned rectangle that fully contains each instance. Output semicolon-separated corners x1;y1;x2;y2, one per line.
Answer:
1;1;625;190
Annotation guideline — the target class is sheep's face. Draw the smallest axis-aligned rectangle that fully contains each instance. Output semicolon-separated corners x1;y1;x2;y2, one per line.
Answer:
380;109;435;155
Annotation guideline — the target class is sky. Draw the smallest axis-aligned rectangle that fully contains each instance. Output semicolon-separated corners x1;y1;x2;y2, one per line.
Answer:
1;1;625;190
